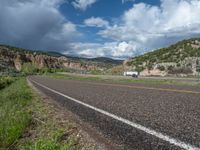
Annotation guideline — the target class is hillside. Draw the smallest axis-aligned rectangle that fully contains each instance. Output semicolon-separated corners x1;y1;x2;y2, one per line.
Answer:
124;38;200;76
0;45;122;74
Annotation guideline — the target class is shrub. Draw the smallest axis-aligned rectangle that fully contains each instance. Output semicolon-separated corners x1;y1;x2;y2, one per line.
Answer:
157;66;165;71
21;63;39;75
135;66;145;73
167;65;174;71
168;67;193;74
110;65;125;75
0;77;14;89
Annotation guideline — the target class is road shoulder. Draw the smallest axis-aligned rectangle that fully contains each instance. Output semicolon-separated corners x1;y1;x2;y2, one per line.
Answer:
22;78;120;150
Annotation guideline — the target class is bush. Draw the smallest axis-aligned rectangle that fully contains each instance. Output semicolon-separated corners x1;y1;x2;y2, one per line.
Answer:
21;62;67;75
168;67;193;74
0;77;14;89
147;64;153;70
167;65;174;71
21;63;39;75
135;66;145;73
157;66;165;71
110;65;125;75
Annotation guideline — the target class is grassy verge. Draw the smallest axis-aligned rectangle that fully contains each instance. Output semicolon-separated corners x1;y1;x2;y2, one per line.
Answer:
47;73;102;82
17;83;80;150
0;76;14;89
46;73;200;86
0;78;32;148
0;78;80;150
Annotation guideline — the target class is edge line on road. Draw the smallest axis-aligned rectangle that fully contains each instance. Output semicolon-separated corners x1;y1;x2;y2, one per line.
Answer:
30;79;200;150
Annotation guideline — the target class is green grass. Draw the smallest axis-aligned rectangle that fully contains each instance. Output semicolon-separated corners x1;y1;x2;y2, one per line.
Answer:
0;78;32;148
20;129;78;150
16;80;80;150
0;77;80;149
46;73;200;86
0;76;14;89
47;73;102;82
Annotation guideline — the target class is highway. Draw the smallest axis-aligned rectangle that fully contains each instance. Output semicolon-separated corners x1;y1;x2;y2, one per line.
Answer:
29;76;200;150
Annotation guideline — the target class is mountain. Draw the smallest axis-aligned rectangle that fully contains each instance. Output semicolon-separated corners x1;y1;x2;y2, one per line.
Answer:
124;38;200;76
45;54;123;65
90;57;123;64
0;44;122;74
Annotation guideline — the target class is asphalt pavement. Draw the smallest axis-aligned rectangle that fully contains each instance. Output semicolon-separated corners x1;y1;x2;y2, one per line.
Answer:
29;76;200;150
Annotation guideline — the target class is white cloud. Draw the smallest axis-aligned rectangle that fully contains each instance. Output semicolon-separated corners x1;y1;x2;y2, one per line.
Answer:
0;0;80;51
1;0;200;59
66;41;139;59
98;0;200;57
67;0;200;59
72;0;97;11
84;17;109;28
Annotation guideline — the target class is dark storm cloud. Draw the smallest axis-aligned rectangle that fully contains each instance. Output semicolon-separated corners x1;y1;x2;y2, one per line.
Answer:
0;0;79;51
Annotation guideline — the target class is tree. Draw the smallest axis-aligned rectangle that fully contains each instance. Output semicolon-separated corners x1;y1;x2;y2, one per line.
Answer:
135;66;145;73
22;63;38;75
157;66;165;71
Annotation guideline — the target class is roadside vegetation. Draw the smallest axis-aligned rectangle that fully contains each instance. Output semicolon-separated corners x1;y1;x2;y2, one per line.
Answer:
47;73;102;82
17;84;80;150
47;73;200;86
0;78;32;148
21;62;67;76
0;77;80;150
0;76;14;89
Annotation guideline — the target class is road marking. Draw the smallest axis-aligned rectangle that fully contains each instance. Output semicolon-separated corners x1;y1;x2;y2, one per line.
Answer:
30;79;200;150
70;81;200;94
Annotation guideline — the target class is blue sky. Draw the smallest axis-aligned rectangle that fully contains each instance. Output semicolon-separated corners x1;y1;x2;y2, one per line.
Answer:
59;0;161;43
0;0;200;59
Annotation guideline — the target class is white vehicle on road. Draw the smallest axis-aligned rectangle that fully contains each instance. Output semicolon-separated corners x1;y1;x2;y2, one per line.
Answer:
123;71;138;78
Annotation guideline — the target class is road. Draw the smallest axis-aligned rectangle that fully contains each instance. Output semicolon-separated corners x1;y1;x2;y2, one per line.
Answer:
29;76;200;150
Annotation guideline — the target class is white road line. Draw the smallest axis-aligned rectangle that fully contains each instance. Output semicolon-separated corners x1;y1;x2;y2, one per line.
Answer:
30;79;200;150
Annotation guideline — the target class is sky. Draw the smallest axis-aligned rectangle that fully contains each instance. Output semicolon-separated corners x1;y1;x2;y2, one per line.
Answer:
0;0;200;59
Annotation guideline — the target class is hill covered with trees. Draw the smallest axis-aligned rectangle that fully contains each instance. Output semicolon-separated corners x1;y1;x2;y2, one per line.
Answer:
124;38;200;76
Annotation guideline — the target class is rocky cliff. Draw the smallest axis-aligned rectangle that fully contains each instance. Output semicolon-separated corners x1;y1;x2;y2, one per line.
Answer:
0;46;64;71
0;45;119;72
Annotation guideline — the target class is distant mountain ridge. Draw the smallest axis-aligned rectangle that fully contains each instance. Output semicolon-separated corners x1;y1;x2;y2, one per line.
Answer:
0;44;122;64
124;38;200;76
0;44;122;73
